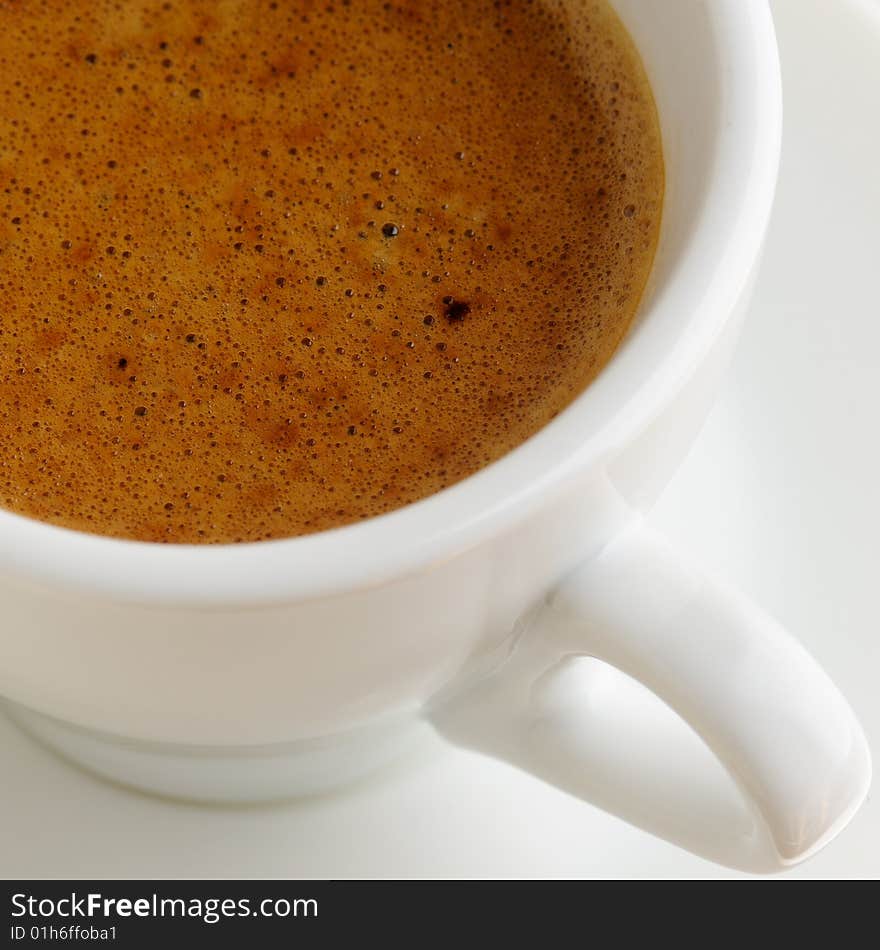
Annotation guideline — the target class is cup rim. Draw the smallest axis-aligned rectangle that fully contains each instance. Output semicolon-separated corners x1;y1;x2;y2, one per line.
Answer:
0;0;782;606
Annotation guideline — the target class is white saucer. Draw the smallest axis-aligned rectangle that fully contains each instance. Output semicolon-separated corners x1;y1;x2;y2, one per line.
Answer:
2;0;878;879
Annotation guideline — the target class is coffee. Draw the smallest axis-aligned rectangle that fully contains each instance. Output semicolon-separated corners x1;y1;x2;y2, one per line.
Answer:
0;0;662;543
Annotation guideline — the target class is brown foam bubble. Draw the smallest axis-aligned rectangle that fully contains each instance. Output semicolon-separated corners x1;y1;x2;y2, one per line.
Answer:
0;0;663;543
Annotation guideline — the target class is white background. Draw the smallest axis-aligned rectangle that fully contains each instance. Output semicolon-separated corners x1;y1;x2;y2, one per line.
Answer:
2;0;878;879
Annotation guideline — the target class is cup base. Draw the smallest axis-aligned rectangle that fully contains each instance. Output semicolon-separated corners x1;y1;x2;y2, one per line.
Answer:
2;700;426;803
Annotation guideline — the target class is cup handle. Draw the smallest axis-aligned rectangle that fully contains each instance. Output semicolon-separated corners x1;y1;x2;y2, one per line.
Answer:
430;518;871;869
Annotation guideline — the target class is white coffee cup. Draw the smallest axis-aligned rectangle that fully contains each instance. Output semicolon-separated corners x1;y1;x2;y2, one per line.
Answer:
0;0;869;869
